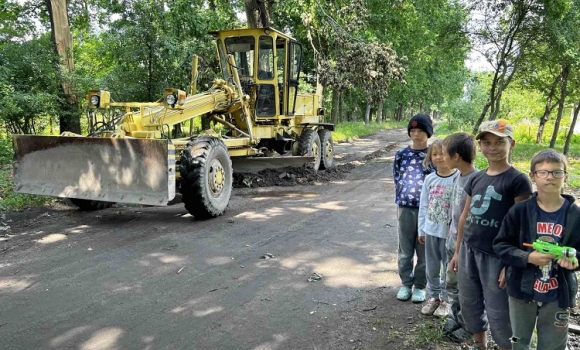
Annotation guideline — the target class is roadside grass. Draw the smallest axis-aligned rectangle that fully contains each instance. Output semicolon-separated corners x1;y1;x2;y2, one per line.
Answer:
332;120;408;142
403;319;445;347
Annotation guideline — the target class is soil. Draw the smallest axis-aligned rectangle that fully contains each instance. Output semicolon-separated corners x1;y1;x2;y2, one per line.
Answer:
2;128;580;350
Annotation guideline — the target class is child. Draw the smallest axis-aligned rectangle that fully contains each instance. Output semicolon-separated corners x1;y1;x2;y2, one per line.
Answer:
494;149;580;350
449;120;532;350
393;113;434;303
418;140;459;316
440;132;478;341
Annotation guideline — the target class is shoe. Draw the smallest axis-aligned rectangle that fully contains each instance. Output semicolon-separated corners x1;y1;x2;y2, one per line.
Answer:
447;326;473;343
421;298;440;315
442;317;460;335
411;288;426;303
433;301;450;318
396;286;412;301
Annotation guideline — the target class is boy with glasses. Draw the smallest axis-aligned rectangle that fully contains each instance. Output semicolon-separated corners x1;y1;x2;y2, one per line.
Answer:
494;149;580;350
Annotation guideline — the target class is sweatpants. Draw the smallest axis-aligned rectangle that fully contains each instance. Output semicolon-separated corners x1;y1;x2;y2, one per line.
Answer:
446;233;467;326
509;297;569;350
457;242;511;349
425;234;447;301
397;206;426;289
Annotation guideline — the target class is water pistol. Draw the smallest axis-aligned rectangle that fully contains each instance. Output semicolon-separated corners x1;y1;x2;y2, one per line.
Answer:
523;239;578;264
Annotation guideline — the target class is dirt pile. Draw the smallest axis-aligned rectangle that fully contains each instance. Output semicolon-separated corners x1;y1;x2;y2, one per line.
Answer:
233;143;399;188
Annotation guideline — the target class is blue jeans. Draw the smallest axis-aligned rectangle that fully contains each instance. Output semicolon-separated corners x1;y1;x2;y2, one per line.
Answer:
509;297;569;350
397;206;426;289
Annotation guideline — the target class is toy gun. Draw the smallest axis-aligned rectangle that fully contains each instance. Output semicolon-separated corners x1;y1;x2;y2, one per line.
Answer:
523;239;578;264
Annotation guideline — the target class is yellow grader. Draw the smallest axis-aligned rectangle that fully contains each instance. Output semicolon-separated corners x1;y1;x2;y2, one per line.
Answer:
12;27;335;219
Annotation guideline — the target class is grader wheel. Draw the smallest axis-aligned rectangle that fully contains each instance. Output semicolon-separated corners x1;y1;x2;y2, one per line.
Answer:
298;129;321;171
179;136;232;219
318;129;334;170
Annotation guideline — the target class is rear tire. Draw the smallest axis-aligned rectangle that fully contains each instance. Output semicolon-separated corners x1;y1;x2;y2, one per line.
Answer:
68;198;114;211
318;129;334;170
179;136;232;219
298;129;321;171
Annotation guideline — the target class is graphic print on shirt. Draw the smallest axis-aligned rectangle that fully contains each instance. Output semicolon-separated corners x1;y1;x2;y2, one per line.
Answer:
427;184;453;224
467;186;502;227
533;236;559;295
394;148;428;207
532;201;567;303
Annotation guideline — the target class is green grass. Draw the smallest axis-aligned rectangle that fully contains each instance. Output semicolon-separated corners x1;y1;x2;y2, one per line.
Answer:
332;120;408;142
435;122;580;190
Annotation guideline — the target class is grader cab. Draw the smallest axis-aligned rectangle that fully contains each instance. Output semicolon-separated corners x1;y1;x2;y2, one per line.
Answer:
12;27;335;219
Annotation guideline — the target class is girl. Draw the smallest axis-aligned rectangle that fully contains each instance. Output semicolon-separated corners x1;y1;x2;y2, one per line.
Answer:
418;140;459;317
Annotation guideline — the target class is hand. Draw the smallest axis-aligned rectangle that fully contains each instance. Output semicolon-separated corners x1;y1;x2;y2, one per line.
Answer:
498;267;506;289
450;254;458;273
528;251;555;266
418;236;425;244
557;257;579;270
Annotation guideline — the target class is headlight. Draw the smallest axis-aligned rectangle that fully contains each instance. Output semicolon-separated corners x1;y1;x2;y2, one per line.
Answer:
165;93;177;106
90;95;100;107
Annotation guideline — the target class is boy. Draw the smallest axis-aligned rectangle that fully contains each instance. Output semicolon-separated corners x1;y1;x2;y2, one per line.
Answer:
440;133;478;338
449;120;532;350
494;149;580;350
393;113;433;303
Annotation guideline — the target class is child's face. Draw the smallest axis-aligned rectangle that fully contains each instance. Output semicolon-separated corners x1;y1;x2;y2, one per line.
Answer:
409;128;428;144
478;133;514;163
441;144;458;169
431;146;447;168
530;161;567;195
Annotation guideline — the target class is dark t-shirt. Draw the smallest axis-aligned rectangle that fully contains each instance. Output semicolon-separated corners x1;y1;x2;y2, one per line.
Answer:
463;166;532;254
533;200;569;303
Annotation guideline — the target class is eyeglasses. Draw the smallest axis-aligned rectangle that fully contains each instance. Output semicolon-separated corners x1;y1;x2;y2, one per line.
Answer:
532;170;567;179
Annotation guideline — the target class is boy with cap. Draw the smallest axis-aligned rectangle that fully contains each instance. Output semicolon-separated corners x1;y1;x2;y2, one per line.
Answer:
393;113;434;303
449;120;532;350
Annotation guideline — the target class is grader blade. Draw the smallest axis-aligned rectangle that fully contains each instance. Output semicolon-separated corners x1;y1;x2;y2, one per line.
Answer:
13;136;175;206
231;156;315;174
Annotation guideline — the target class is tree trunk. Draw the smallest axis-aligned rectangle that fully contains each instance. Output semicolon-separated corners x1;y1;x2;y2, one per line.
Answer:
244;0;273;28
536;76;559;143
564;101;580;155
472;101;492;135
46;0;80;134
331;89;340;125
364;102;371;126
550;64;570;148
338;90;344;122
376;98;384;123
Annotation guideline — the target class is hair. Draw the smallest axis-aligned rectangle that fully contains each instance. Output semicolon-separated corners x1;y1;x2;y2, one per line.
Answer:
530;149;568;172
442;132;476;164
423;140;443;170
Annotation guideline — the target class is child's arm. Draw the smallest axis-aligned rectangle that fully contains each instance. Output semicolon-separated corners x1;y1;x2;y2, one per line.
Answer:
417;178;429;244
493;208;530;268
450;195;470;272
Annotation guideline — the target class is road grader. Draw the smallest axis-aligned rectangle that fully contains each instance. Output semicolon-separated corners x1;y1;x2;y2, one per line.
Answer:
12;27;335;219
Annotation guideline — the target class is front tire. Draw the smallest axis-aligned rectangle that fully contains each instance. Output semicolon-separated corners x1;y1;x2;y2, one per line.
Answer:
298;129;321;171
179;136;232;219
318;129;334;170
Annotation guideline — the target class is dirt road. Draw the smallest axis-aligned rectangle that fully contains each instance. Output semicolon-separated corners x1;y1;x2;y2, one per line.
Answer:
1;128;458;350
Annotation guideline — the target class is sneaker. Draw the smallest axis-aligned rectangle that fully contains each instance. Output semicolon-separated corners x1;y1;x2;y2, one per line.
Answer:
396;286;412;301
421;298;440;315
411;288;426;303
447;326;473;343
433;301;450;318
442;317;461;335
